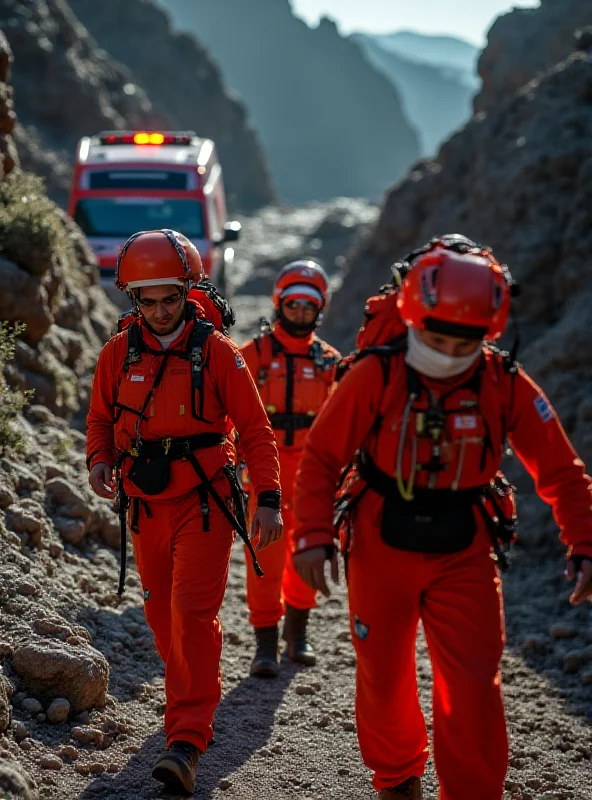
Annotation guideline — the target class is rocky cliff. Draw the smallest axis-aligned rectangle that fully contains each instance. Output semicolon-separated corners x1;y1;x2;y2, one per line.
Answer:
1;0;162;207
1;0;275;212
0;30;129;798
159;0;420;205
0;32;18;179
0;27;118;426
68;0;276;212
476;0;592;112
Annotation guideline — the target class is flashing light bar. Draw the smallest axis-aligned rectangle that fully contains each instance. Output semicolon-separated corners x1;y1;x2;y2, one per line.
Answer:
99;131;195;146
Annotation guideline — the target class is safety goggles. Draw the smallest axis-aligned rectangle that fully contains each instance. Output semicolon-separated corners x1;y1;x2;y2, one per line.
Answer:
136;291;184;309
283;299;319;313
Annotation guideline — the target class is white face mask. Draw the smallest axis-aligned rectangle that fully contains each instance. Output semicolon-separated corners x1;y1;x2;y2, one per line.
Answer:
405;328;482;379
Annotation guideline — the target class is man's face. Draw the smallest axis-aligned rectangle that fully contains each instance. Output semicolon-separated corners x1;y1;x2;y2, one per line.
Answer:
136;284;185;335
418;328;481;357
280;298;320;335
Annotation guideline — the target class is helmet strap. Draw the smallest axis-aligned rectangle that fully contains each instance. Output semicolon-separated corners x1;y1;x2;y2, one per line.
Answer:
509;303;520;365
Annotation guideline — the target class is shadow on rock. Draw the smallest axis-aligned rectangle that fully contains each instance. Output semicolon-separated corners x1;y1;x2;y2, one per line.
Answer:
77;663;299;799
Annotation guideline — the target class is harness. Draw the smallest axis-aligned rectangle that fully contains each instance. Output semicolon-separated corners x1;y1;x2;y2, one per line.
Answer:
113;306;262;594
118;303;214;425
254;326;338;446
334;337;518;569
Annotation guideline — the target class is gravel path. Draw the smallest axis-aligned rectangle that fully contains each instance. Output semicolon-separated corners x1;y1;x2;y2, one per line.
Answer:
17;540;590;800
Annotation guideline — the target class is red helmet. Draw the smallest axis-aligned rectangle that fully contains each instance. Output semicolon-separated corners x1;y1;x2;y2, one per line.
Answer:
397;241;511;340
115;229;205;291
272;260;330;312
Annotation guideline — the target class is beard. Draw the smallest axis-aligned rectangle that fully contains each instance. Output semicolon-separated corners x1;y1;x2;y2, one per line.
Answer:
278;313;318;338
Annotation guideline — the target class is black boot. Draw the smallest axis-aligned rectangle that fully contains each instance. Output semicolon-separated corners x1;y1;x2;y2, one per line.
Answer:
376;777;423;799
282;603;316;666
152;740;200;795
249;625;280;678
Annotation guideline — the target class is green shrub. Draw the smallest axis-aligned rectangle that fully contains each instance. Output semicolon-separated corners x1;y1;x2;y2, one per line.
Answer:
0;172;73;279
0;322;34;454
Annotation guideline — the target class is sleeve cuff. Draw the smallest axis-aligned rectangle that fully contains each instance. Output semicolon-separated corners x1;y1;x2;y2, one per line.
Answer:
292;531;336;554
257;489;281;510
87;450;116;472
566;545;592;562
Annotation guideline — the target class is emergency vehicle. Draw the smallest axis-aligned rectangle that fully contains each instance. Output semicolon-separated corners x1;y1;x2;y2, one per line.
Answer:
68;130;240;300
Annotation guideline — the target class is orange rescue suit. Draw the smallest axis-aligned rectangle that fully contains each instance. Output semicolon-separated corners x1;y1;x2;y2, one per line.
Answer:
240;322;340;628
87;306;280;754
293;348;592;798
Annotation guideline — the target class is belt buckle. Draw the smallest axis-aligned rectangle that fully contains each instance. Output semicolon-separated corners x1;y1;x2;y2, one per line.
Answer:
163;437;172;456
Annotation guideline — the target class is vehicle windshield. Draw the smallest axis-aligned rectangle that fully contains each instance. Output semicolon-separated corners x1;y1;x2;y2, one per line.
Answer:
73;198;205;238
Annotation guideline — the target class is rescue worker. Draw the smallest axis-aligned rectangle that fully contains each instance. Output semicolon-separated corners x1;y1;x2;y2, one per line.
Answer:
240;261;341;677
291;238;592;800
86;229;282;796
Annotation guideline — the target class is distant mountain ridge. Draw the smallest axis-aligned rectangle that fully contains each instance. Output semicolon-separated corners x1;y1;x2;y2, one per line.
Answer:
374;30;479;82
353;30;478;156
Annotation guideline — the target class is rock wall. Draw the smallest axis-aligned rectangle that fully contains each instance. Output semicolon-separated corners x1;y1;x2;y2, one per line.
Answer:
1;0;163;206
0;32;18;179
476;0;592;113
159;0;420;205
0;32;156;789
0;31;117;423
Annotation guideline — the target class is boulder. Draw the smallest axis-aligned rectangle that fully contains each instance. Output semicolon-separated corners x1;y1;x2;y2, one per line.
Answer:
0;673;10;733
12;639;109;712
46;697;71;724
45;477;91;524
0;761;38;800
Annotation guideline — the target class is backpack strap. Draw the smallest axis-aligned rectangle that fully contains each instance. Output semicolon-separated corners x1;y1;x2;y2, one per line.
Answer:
253;329;280;388
186;306;215;423
340;334;408;385
483;342;520;445
123;319;144;374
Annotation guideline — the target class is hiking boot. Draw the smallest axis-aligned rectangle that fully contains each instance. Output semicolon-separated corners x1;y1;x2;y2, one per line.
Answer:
249;625;280;678
152;740;200;795
282;603;316;666
376;777;423;799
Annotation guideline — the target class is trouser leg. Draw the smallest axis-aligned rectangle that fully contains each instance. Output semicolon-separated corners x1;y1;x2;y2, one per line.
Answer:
281;503;317;611
245;491;287;628
347;504;429;791
164;485;234;753
421;534;508;800
130;498;174;662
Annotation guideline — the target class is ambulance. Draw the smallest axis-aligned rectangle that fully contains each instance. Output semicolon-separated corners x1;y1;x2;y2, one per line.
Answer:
68;130;240;302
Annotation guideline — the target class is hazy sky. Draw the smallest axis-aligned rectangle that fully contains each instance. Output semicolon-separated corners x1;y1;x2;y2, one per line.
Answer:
291;0;540;45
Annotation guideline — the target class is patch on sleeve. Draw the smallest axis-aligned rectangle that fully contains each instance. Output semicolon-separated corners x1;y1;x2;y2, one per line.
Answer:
534;394;554;423
353;615;370;641
234;352;246;370
454;415;477;430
